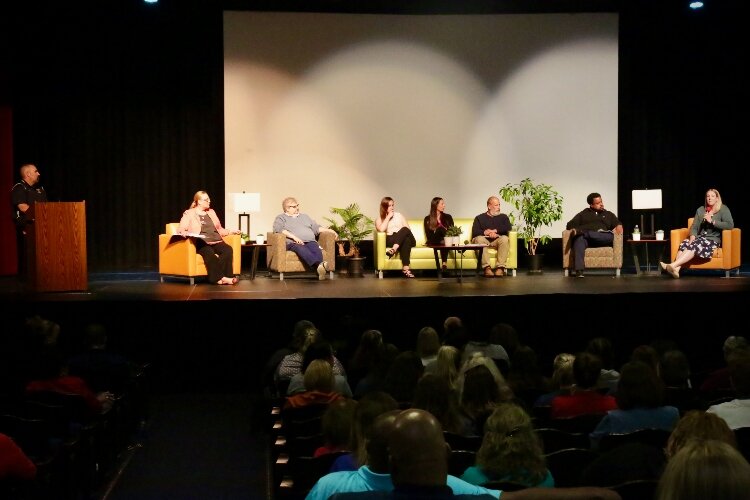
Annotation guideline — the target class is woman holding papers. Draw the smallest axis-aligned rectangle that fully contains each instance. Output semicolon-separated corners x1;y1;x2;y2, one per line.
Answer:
178;190;240;285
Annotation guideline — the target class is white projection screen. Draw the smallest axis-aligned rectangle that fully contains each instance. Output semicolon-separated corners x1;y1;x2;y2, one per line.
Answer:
224;11;618;238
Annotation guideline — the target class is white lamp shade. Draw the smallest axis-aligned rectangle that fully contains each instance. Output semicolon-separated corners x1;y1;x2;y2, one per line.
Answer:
232;192;261;213
631;189;662;210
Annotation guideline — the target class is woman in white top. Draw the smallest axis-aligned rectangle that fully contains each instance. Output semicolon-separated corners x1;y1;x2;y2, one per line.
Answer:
376;197;417;278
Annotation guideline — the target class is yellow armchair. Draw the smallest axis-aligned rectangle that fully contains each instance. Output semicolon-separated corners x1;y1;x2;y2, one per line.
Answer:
374;218;518;278
670;218;741;277
158;223;241;284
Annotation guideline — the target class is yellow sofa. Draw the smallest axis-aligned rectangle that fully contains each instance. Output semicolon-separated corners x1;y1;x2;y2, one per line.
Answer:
374;218;518;278
158;223;242;284
670;218;741;277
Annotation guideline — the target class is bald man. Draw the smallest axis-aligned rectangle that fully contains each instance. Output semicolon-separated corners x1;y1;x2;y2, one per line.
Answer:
308;410;499;500
11;164;47;281
329;409;622;500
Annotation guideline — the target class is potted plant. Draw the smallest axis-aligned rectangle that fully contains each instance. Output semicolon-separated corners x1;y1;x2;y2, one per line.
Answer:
499;177;564;272
240;233;250;244
444;225;463;246
325;203;374;276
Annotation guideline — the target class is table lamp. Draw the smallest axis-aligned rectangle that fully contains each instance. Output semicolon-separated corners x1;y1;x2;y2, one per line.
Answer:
631;189;662;239
232;192;261;237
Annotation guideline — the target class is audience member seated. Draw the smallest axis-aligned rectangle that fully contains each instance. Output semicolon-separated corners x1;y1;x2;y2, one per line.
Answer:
380;351;424;406
417;327;441;373
308;410;501;500
347;330;387;397
458;354;515;436
276;325;346;388
284;360;347;410
586;337;619;394
655;439;750;500
707;351;750;429
506;346;552;411
330;391;399;473
262;319;316;398
287;340;353;398
590;361;679;450
660;350;707;414
664;410;737;460
67;322;136;395
699;335;749;396
460;402;554;488
462;328;511;379
442;316;469;352
314;399;358;458
434;346;462;391
550;352;617;420
0;432;37;481
412;373;470;436
26;349;113;417
629;345;660;374
534;353;575;408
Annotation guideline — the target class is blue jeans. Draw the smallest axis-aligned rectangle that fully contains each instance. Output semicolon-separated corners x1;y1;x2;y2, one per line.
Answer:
286;240;323;268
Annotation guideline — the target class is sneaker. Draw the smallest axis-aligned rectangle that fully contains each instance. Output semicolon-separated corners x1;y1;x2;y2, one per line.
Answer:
575;270;585;278
494;267;505;277
317;262;327;280
484;267;494;278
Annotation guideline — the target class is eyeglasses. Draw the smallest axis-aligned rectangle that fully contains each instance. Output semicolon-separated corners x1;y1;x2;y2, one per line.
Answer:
200;198;210;202
287;204;299;209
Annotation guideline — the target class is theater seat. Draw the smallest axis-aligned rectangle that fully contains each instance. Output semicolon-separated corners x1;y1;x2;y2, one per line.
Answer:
158;223;241;284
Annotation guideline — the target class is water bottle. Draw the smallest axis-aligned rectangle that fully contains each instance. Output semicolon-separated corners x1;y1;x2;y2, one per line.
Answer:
634;225;639;233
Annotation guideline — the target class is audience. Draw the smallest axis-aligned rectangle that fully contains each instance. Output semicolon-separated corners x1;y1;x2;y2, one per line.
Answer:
0;432;37;481
656;439;750;500
284;359;346;409
381;351;424;405
458;355;515;435
585;337;619;393
315;399;358;458
706;351;750;429
412;373;469;435
664;410;737;459
67;322;136;395
699;335;750;395
534;353;575;408
461;402;554;488
434;345;462;391
287;340;353;398
550;352;617;419
417;327;441;373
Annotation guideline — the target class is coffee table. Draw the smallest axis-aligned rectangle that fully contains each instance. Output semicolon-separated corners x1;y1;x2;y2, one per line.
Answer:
428;243;487;282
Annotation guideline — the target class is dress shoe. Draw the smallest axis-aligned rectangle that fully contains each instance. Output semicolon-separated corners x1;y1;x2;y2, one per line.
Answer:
575;270;585;278
484;267;494;278
494;267;505;277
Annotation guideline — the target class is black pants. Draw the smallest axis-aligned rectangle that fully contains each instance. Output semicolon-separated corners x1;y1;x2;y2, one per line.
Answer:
196;240;234;284
386;227;417;266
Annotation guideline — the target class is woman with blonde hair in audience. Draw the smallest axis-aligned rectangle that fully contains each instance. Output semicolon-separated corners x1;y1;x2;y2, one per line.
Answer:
457;354;515;435
283;359;345;409
434;345;461;390
656;439;750;500
461;402;554;488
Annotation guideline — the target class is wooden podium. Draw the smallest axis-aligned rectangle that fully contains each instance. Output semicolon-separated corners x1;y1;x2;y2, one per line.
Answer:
27;201;88;292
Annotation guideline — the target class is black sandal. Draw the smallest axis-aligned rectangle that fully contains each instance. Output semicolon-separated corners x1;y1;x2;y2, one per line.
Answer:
386;248;396;258
402;269;415;278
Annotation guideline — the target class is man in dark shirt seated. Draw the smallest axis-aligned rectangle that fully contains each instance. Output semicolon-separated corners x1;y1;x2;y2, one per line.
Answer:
566;193;623;278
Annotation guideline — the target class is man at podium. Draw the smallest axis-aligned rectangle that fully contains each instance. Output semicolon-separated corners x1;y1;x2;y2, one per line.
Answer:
11;163;47;281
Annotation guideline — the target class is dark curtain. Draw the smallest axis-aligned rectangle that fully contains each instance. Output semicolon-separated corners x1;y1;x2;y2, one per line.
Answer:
2;0;746;273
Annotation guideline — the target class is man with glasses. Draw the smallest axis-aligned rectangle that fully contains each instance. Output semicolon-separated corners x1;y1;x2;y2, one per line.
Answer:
273;197;337;280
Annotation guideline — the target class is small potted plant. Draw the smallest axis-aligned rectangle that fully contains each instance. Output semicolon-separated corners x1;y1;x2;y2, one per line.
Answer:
240;233;250;244
256;233;265;245
324;203;374;277
444;225;463;246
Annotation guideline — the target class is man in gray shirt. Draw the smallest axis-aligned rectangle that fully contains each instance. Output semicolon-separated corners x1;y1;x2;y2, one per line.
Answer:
273;197;337;279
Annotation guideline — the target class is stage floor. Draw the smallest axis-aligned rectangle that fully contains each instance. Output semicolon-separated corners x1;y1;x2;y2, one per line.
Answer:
3;267;749;302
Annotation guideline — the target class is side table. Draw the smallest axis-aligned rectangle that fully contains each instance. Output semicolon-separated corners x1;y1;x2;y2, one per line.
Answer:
428;243;487;282
627;239;669;275
241;243;269;280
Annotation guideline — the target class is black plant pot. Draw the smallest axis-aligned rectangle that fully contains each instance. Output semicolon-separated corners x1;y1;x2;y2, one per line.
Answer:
526;253;544;274
347;257;366;277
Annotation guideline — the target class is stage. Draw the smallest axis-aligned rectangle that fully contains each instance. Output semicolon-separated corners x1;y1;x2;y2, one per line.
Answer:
3;268;749;394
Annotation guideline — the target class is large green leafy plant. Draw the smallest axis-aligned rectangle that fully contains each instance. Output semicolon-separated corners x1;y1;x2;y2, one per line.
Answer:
325;203;374;258
499;177;564;256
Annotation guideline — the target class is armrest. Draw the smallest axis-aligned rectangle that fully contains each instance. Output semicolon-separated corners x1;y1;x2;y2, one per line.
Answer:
223;234;242;275
723;228;741;269
158;234;197;275
318;232;336;270
266;232;287;269
612;233;623;267
670;228;689;261
562;230;573;268
375;231;387;269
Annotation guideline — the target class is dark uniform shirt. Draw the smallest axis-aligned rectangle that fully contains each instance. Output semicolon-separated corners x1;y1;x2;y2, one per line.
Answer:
11;180;47;227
